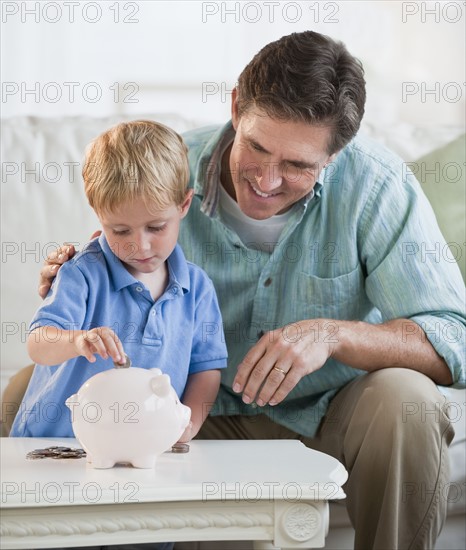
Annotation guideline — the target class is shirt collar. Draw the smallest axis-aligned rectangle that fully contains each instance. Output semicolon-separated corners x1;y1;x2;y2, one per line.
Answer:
194;121;235;217
98;234;190;294
98;233;136;292
166;243;190;294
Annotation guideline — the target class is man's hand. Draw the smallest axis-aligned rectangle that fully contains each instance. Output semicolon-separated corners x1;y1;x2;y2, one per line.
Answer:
233;318;454;403
232;320;337;407
39;244;76;299
73;327;126;364
38;232;102;299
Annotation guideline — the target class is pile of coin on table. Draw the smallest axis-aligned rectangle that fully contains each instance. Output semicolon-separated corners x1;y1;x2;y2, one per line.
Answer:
26;446;87;459
26;444;190;460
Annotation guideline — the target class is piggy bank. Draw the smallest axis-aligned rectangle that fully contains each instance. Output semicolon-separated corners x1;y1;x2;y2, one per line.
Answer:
65;365;191;469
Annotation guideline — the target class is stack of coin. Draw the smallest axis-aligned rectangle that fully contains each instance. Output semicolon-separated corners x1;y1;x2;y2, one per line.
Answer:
171;443;190;453
26;446;87;460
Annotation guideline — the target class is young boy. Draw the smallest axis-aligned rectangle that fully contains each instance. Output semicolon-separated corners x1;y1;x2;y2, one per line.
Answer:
10;120;227;443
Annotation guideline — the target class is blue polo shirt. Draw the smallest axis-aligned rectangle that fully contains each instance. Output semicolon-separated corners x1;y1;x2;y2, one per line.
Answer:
11;234;227;437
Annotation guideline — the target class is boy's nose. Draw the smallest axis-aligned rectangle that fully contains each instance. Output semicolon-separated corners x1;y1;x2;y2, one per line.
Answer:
135;235;151;253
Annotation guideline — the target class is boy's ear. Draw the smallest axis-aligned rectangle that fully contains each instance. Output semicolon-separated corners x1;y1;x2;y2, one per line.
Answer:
180;189;194;218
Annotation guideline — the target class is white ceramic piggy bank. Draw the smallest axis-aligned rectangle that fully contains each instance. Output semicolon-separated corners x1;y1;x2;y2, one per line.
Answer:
65;365;191;469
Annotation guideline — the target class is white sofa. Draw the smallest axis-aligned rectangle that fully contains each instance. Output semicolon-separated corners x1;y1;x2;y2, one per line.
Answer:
1;115;465;549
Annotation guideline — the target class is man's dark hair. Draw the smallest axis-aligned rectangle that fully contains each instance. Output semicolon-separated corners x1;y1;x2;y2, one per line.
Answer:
236;31;366;154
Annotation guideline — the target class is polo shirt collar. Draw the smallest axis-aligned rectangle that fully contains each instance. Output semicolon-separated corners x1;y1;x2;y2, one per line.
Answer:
166;243;190;294
99;234;136;292
98;234;190;294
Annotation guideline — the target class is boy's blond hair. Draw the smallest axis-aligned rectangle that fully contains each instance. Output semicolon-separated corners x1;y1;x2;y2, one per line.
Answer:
83;120;189;214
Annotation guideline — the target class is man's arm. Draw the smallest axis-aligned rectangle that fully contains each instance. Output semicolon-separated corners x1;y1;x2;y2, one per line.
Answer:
233;318;453;408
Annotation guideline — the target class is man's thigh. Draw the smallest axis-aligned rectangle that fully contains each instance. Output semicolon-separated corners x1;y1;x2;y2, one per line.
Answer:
197;368;453;461
196;412;303;441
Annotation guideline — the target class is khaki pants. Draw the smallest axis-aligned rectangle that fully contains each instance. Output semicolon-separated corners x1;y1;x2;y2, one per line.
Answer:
192;368;454;550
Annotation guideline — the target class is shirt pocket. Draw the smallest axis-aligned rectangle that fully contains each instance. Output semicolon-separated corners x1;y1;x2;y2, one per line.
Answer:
294;264;368;320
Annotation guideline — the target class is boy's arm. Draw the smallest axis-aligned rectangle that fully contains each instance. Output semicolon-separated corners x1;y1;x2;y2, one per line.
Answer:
177;369;221;443
28;326;125;366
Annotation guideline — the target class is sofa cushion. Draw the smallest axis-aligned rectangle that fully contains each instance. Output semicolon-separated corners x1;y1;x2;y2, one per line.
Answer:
413;134;466;281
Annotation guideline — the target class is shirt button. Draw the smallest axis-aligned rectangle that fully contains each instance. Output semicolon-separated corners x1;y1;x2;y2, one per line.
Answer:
250;402;257;409
264;278;272;287
171;287;178;294
135;286;143;292
151;310;156;316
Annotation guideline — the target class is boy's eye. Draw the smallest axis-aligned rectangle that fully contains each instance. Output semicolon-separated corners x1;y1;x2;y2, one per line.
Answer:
148;225;166;233
113;229;129;235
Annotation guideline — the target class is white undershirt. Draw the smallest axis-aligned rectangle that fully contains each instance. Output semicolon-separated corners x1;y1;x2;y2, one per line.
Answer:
218;182;296;252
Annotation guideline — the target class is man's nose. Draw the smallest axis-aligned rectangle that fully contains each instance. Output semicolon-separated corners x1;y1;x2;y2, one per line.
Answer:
255;163;282;191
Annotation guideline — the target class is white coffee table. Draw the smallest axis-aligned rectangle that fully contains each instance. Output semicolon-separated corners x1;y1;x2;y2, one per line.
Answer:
0;438;347;549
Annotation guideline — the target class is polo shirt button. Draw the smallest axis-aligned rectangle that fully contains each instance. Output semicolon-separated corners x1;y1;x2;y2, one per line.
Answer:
136;286;143;292
151;310;156;316
264;278;272;287
171;287;178;294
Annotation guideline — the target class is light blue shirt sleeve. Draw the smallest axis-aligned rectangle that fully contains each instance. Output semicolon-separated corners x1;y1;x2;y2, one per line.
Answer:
359;157;465;385
30;258;89;334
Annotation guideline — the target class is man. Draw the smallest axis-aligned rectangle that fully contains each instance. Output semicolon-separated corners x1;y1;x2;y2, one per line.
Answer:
39;31;465;549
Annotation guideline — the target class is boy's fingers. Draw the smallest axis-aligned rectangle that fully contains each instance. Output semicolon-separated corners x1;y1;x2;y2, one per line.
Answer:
76;338;96;363
83;333;108;360
96;329;123;363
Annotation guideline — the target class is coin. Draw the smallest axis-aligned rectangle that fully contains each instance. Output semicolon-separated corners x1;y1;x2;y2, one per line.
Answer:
171;443;190;453
114;353;131;369
26;453;46;460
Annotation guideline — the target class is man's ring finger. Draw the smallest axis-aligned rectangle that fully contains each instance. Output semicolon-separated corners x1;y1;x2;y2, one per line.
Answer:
272;366;288;376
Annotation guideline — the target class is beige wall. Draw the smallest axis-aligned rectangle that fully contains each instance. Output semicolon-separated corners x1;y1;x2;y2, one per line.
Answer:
2;1;465;129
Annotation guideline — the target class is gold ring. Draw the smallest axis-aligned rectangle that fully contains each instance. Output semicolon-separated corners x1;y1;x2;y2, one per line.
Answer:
272;366;288;376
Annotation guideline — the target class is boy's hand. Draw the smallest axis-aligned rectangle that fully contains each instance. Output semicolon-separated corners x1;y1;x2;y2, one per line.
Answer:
177;421;194;444
38;232;102;299
74;327;125;364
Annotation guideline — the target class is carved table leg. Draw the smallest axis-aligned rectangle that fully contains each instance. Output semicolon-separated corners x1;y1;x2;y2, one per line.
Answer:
273;501;329;548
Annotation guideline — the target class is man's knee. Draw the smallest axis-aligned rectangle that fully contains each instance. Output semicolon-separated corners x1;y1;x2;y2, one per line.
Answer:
353;368;453;443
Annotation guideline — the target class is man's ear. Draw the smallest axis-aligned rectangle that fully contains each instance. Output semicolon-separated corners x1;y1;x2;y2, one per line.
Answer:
231;87;239;130
324;151;339;168
180;189;194;218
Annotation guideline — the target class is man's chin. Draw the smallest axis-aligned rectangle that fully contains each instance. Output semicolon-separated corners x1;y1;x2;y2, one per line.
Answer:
238;198;289;220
